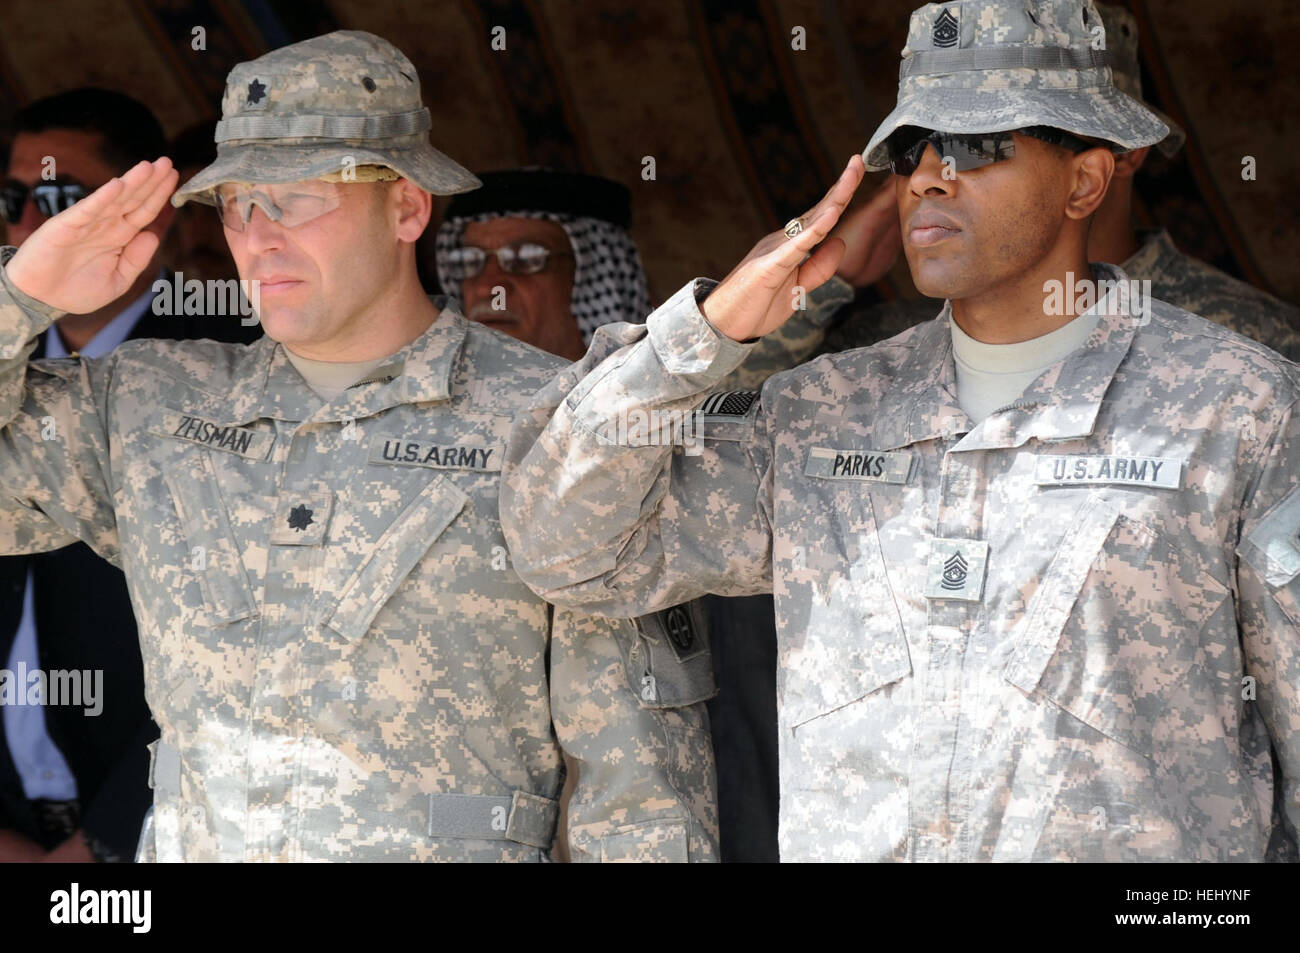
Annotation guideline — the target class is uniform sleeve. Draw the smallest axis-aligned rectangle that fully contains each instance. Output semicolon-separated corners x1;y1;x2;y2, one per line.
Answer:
501;279;776;619
1235;390;1300;854
549;606;718;862
0;250;120;564
714;275;853;390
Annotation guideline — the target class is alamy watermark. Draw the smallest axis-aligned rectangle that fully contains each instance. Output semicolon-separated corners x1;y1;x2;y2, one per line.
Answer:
0;663;102;716
152;272;261;326
1043;271;1153;325
599;407;707;456
50;883;150;933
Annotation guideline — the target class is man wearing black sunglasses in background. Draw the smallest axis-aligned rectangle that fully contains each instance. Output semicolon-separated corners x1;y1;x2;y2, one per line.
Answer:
503;0;1300;861
0;88;260;863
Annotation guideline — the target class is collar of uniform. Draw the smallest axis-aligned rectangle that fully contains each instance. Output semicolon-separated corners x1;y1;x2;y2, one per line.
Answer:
1122;227;1177;283
189;333;291;424
301;296;466;424
952;262;1141;452
217;297;465;424
853;312;973;451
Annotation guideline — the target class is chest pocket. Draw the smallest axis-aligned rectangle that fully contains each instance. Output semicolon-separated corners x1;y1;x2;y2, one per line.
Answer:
779;486;912;730
164;453;258;626
323;473;468;642
1003;493;1230;760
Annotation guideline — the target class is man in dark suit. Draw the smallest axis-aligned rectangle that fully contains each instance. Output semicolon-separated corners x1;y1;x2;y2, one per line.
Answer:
0;88;260;862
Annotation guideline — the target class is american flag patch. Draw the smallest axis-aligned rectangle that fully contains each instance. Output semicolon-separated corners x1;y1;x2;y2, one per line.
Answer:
698;390;758;417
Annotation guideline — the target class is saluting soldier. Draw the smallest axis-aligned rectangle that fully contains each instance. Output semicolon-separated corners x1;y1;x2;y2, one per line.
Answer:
0;30;717;862
502;0;1300;861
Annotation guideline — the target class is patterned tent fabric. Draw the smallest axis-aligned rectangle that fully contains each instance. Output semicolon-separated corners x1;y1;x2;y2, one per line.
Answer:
1;0;1294;313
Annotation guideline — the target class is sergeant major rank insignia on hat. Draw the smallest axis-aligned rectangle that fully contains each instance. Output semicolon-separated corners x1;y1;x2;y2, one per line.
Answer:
859;0;1169;173
932;7;959;47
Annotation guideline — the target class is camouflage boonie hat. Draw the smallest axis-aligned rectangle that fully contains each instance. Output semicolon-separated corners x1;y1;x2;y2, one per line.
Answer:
861;0;1169;171
171;30;480;207
1096;2;1185;157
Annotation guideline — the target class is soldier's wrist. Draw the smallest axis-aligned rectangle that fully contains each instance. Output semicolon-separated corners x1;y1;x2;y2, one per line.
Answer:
0;247;66;323
647;279;756;386
697;280;762;344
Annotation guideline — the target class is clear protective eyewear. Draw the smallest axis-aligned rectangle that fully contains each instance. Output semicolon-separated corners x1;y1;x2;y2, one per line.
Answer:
211;179;342;231
442;242;574;280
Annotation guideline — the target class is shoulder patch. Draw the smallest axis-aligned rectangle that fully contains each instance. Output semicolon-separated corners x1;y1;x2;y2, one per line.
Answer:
699;390;758;417
1239;486;1300;589
698;390;759;443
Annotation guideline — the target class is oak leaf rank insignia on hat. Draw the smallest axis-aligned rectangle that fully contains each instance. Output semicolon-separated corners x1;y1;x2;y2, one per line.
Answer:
245;78;267;108
172;30;480;207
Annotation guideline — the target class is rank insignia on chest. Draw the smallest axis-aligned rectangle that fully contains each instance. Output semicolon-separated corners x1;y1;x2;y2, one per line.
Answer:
271;491;333;546
924;537;989;602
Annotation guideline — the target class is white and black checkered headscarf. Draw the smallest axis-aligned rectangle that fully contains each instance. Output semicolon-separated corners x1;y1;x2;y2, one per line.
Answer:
433;170;651;343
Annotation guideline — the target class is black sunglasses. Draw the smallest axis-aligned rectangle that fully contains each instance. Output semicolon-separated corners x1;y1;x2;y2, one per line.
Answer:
0;179;88;225
886;125;1100;176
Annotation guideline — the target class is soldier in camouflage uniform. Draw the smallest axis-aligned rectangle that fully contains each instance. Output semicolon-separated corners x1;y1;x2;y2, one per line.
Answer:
0;30;717;862
502;0;1300;861
826;1;1300;360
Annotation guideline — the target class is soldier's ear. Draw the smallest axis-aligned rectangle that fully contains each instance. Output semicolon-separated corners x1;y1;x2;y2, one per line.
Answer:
1064;147;1115;221
390;179;431;243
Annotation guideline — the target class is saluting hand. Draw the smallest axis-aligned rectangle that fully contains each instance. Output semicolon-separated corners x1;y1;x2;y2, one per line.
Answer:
830;174;901;289
703;154;865;342
5;157;179;315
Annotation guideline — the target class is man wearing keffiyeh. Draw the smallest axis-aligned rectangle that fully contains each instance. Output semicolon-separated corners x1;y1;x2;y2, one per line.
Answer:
434;168;650;361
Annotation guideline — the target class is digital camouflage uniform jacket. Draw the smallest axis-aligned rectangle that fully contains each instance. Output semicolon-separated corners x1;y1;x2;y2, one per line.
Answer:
0;247;716;862
502;263;1300;862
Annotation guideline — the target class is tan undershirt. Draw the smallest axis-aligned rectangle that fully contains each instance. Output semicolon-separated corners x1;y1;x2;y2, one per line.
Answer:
950;309;1101;423
284;349;393;403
